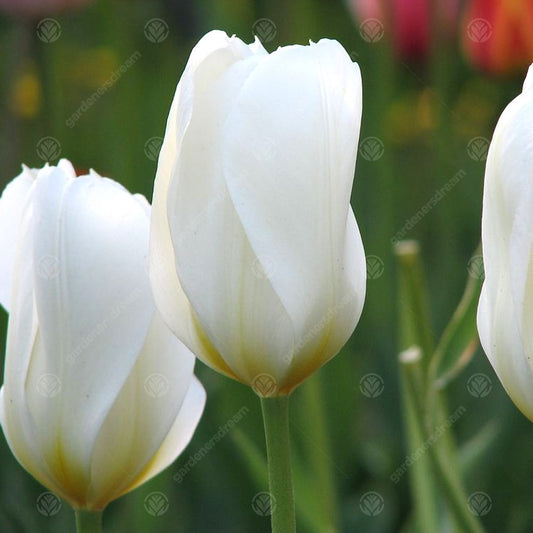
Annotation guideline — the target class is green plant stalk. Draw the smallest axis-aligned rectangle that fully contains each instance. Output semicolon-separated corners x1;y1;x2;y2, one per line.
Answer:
398;348;440;532
299;374;339;532
75;510;103;533
401;356;484;533
396;241;435;368
395;241;483;531
396;242;440;531
261;395;296;533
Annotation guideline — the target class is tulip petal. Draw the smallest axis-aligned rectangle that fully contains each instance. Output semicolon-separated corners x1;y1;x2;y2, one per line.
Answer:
124;376;206;494
0;199;69;498
86;312;198;508
57;158;77;179
482;79;533;373
156;32;295;384
283;209;366;390
478;280;533;420
0;165;36;311
478;64;533;420
24;169;154;498
221;39;362;353
524;64;533;92
150;31;262;381
509;186;533;361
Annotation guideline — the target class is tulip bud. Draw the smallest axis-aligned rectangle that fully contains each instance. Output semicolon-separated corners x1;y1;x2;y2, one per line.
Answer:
477;64;533;419
150;31;366;396
462;0;533;75
0;160;205;511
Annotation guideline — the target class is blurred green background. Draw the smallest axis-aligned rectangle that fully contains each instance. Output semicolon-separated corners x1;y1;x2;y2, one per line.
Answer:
0;0;531;532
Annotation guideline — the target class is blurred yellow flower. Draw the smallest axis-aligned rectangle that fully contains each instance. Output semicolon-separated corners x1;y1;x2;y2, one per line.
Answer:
9;71;40;119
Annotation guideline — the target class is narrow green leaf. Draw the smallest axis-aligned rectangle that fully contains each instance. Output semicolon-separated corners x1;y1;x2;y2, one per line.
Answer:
430;247;483;390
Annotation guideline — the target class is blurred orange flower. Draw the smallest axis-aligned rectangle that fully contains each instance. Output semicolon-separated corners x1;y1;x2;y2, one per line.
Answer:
0;0;94;18
462;0;533;75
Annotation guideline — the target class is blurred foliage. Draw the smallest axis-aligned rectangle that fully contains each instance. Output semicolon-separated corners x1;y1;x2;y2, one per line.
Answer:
0;0;531;532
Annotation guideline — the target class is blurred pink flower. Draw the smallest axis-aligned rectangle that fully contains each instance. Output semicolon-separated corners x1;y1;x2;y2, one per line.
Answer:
0;0;94;18
349;0;459;61
462;0;533;75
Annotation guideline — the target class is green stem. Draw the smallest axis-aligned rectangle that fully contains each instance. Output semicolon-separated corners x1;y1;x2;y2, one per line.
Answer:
261;395;296;533
300;375;339;532
75;510;103;533
398;347;440;532
401;352;484;533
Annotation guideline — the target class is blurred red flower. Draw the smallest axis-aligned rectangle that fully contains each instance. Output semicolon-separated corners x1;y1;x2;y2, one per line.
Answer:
349;0;458;61
462;0;533;75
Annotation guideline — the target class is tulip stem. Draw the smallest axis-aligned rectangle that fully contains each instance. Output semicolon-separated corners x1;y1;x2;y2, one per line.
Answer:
75;510;103;533
261;395;296;533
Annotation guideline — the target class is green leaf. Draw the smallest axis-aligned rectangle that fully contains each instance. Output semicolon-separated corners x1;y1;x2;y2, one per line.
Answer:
430;247;483;390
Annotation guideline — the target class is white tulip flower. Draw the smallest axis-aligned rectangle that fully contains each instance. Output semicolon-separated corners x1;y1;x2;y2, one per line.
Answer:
150;30;366;395
0;160;205;511
478;64;533;419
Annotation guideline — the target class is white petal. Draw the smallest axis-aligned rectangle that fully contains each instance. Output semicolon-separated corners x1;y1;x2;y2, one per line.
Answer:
124;376;206;494
86;312;198;508
165;31;300;384
221;39;362;354
57;158;76;178
478;64;533;420
153;30;290;382
481;74;533;373
509;184;533;360
0;166;37;310
523;63;533;92
284;209;366;390
478;279;533;420
24;169;154;496
150;30;254;381
0;202;68;499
